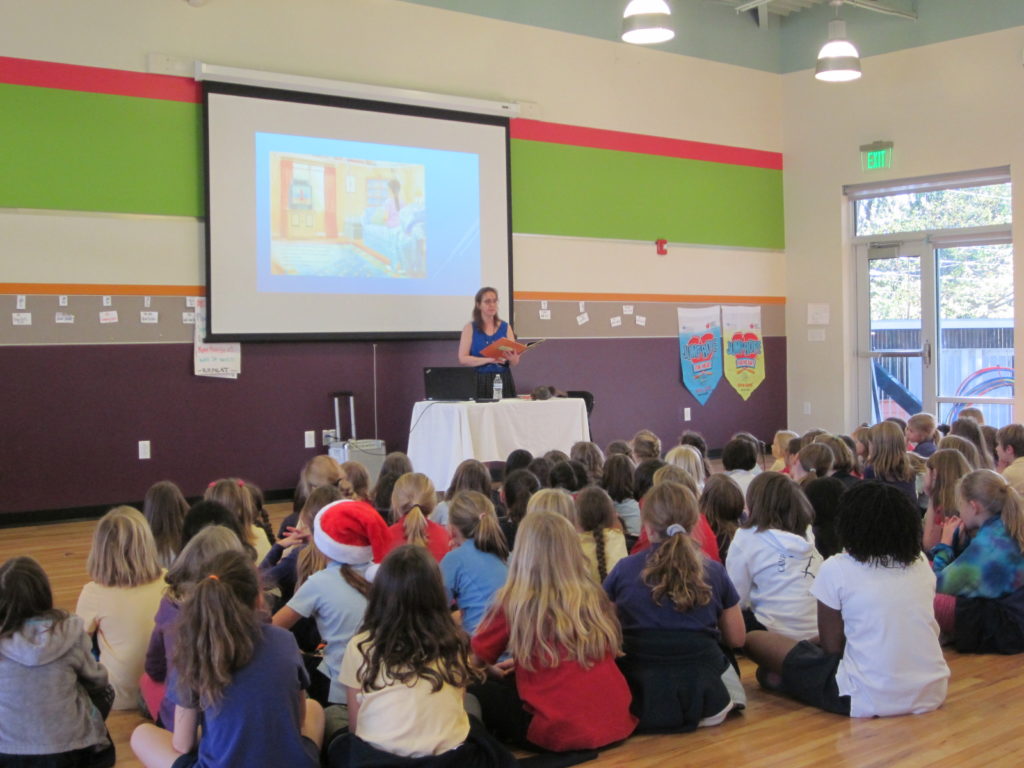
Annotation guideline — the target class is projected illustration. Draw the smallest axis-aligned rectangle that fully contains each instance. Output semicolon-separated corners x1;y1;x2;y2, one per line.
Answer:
269;154;427;279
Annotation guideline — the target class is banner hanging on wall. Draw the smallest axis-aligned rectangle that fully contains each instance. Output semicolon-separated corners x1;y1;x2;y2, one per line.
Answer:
722;305;765;401
677;306;723;405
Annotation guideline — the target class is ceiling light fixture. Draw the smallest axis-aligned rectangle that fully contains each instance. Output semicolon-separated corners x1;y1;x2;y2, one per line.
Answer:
621;0;675;45
815;0;862;82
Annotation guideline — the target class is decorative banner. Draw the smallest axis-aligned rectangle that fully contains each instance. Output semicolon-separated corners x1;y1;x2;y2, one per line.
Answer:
722;305;765;401
677;306;723;405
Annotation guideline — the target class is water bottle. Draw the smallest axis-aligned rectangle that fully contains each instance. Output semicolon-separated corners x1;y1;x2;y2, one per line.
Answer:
492;374;503;400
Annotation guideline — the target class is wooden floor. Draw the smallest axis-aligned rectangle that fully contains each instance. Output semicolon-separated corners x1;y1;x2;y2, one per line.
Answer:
6;506;1024;768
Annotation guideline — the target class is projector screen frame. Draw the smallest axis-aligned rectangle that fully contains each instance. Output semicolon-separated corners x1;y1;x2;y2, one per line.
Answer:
201;80;514;343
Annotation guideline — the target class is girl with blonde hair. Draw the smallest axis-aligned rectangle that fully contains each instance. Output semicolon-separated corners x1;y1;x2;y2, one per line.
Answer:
665;444;707;490
383;472;451;562
770;430;799;472
205;478;272;561
525;486;578;528
931;470;1024;643
131;551;324;768
921;449;972;551
339;461;372;501
76;506;165;709
604;481;745;732
472;511;637;751
439;490;509;635
281;455;343;536
939;434;982;469
863;421;917;503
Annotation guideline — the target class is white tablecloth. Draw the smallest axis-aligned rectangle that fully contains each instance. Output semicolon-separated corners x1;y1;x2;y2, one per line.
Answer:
407;398;591;491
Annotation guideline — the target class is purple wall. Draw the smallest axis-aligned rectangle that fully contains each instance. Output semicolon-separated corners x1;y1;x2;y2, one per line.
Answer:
0;337;785;517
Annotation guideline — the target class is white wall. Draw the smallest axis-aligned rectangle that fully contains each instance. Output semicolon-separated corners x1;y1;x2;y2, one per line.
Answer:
782;26;1024;432
0;0;784;301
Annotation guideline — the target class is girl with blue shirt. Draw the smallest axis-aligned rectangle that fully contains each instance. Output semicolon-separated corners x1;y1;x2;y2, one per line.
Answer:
131;550;324;768
440;491;509;636
458;286;519;398
931;469;1024;645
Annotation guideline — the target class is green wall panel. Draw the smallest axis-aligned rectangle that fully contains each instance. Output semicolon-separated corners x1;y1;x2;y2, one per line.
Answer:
511;139;784;250
0;84;202;217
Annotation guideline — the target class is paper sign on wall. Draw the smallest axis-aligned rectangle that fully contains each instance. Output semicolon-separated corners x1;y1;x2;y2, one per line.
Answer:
677;306;723;405
193;297;241;379
722;305;766;401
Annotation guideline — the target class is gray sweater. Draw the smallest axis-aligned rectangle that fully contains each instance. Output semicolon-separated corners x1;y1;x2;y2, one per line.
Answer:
0;614;110;755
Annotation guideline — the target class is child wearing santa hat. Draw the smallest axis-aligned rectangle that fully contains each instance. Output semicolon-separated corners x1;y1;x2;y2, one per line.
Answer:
272;499;389;708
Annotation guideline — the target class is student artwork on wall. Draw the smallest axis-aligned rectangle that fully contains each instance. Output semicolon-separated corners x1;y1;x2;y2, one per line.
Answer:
677;306;723;405
722;305;765;401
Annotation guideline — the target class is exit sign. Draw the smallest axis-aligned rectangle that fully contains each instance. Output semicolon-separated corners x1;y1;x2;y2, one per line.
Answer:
860;141;893;171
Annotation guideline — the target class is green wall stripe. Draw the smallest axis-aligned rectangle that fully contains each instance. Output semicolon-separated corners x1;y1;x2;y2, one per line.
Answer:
0;84;202;217
510;139;784;249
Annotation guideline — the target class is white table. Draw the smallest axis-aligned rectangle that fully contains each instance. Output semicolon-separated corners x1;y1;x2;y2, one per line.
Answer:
407;397;591;491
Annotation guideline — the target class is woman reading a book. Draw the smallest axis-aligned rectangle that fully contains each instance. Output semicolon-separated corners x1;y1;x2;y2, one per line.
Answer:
458;286;519;398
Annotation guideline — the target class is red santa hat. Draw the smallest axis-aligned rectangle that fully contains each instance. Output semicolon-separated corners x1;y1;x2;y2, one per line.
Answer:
313;499;390;565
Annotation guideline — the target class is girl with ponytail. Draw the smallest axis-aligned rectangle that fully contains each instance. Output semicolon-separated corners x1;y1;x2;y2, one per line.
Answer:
131;550;324;768
603;481;745;732
574;486;628;583
383;473;451;563
792;443;834;487
439;491;510;636
931;469;1024;641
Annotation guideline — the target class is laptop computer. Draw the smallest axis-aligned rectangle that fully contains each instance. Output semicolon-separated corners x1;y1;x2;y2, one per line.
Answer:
423;366;478;401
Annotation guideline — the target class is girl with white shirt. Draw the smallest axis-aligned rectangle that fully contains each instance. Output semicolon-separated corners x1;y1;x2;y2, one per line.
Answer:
744;482;949;718
726;472;822;640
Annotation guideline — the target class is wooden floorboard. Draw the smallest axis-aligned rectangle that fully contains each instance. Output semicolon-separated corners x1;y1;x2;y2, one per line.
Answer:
5;504;1023;767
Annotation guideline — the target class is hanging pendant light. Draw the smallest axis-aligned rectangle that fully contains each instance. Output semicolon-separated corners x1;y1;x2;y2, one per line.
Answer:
815;1;862;82
621;0;675;45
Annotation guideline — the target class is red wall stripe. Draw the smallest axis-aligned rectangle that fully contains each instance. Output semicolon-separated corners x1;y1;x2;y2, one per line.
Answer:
511;118;782;170
0;56;200;103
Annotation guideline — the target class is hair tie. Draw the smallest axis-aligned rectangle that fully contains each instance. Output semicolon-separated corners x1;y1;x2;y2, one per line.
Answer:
666;523;687;537
479;512;487;521
207;573;220;581
207;481;216;488
237;479;245;487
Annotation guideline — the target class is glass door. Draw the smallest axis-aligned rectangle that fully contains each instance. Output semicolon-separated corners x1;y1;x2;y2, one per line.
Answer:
858;241;934;423
934;236;1015;424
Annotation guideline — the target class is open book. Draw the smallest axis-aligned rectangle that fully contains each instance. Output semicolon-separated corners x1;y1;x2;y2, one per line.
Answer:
479;337;546;359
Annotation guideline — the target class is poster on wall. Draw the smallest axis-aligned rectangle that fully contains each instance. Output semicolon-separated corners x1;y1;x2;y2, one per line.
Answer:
722;305;765;401
677;306;723;405
194;298;241;379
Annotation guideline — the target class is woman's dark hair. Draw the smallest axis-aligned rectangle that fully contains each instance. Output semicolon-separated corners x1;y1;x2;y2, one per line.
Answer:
503;469;541;524
699;474;744;545
634;458;666;504
181;500;249;553
527;456;553;488
504;449;533;479
380;452;413;478
575;487;618;581
602;453;636;503
472;286;500;331
356;545;483;693
837;481;922;567
743;472;814;535
445;459;491;500
0;557;65;639
804;477;846;559
550;461;583;493
678;430;713;478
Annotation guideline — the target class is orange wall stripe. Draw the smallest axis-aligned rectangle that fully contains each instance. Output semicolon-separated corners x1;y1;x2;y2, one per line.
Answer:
514;291;785;305
1;284;206;296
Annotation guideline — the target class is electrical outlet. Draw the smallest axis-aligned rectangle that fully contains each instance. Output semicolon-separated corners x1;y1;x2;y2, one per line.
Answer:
138;440;151;460
322;429;337;446
304;430;316;448
684;407;691;421
803;401;812;415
